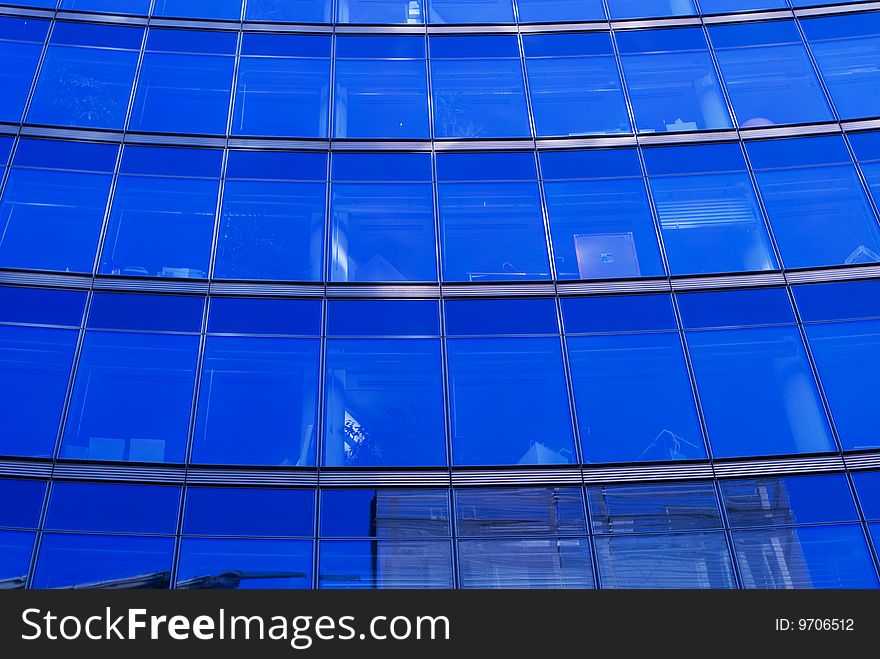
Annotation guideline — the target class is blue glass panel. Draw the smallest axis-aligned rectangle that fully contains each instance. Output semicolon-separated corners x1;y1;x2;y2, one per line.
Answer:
27;25;141;129
800;12;880;42
0;137;11;166
595;532;736;589
320;489;450;537
0;169;111;273
245;0;332;22
323;339;446;467
429;0;514;23
60;0;151;13
130;50;234;134
447;337;576;466
0;23;47;123
732;525;879;589
176;538;312;589
318;540;453;588
326;300;439;336
436;151;535;181
192;337;319;466
648;160;776;275
208;298;322;336
642;142;747;175
540;148;642;180
805;321;880;451
0;286;85;327
329;173;436;281
808;32;880;120
459;538;594;589
13;137;117;171
232;53;330;138
0;326;77;458
215;179;325;281
445;298;558;336
752;163;880;270
241;33;330;58
561;294;676;334
589;482;721;533
699;0;786;11
619;29;732;134
45;482;180;534
515;0;605;22
454;487;586;535
336;35;425;59
525;35;630;137
337;0;425;23
439;180;550;282
87;293;204;333
227;150;326;180
544;177;664;280
145;29;237;56
850;131;880;163
852;471;880;520
8;0;56;6
862;161;880;210
120;144;222;177
60;331;199;464
153;0;242;19
430;40;530;138
686;325;835;458
795;280;880;322
34;534;174;589
0;479;45;528
606;0;695;19
100;172;219;279
333;152;432;182
747;134;851;169
677;288;795;329
722;474;859;527
0;531;35;588
569;333;705;464
183;488;314;536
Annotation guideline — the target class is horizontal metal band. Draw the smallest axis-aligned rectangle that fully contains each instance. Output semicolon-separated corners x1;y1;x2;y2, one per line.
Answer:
702;10;794;24
325;284;441;298
186;468;319;486
536;135;638;150
784;264;880;284
0;460;52;479
637;130;740;146
556;279;670;295
51;463;187;484
739;122;841;140
713;454;846;478
441;283;557;297
452;469;582;486
320;470;451;487
208;282;325;297
611;17;702;30
844;453;880;471
670;272;787;291
583;462;714;484
92;276;209;294
0;270;91;289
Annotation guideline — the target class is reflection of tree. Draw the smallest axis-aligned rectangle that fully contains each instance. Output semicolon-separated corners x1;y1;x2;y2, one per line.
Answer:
341;401;435;467
217;213;288;279
435;92;483;138
47;67;121;126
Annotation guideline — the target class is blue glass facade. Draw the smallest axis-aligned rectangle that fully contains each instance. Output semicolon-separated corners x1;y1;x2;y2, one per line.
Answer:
0;0;880;589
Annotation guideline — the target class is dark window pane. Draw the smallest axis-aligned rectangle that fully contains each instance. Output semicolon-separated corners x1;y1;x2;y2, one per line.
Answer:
61;0;151;13
320;489;450;537
337;0;425;23
561;294;676;334
176;538;312;589
588;482;721;534
33;534;174;589
429;0;514;23
0;531;36;589
447;337;576;466
60;331;199;464
323;339;446;467
722;474;859;527
853;471;880;520
445;298;558;336
318;540;453;589
516;0;605;22
569;333;705;464
794;280;880;322
45;482;180;534
0;326;77;458
459;538;594;589
88;293;204;333
732;525;879;589
192;337;319;467
0;18;47;123
687;326;835;458
0;286;85;327
245;0;332;21
454;487;586;536
677;288;794;329
153;0;243;19
208;298;322;336
607;0;695;19
699;0;786;11
326;300;439;336
595;532;736;589
806;321;880;451
183;488;314;537
0;479;45;529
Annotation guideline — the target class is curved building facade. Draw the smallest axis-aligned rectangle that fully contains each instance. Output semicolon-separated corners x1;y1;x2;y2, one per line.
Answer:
1;0;880;589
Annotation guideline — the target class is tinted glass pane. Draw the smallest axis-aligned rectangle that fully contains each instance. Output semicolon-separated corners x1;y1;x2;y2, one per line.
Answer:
589;482;721;533
61;0;151;12
0;531;35;589
0;479;45;529
326;300;439;336
245;0;332;21
459;538;594;589
192;337;319;467
0;269;88;325
87;292;204;333
732;525;879;589
0;326;77;458
153;0;243;19
454;487;586;536
208;298;322;336
183;488;314;537
794;280;880;322
568;333;705;464
543;177;663;281
595;532;736;589
320;489;450;537
33;534;174;589
853;471;880;520
0;22;46;123
323;339;446;467
607;0;695;19
45;482;180;534
677;287;794;329
515;0;605;22
722;474;859;527
318;540;453;588
686;326;835;458
429;0;514;23
337;0;425;23
176;538;312;589
699;0;786;11
447;337;576;466
60;332;199;464
561;294;677;334
445;298;557;336
804;321;880;451
27;25;141;129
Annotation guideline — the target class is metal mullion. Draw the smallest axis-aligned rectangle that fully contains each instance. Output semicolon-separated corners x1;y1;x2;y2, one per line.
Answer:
845;470;880;583
312;297;328;589
712;478;745;589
